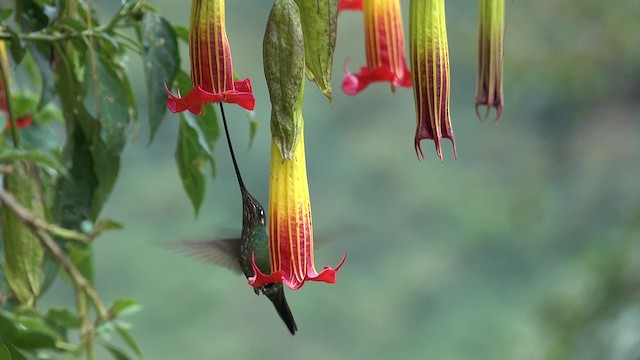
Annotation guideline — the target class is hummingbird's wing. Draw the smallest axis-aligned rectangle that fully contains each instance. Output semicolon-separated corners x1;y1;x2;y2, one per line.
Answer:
173;239;243;275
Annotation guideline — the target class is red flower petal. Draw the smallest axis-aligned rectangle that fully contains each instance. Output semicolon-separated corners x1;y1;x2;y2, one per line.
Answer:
233;78;252;93
305;252;347;285
342;64;396;96
338;0;363;12
248;253;285;288
4;114;33;129
222;91;255;111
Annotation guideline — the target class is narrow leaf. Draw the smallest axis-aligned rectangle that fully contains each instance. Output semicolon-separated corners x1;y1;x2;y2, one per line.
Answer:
116;326;143;358
175;116;207;215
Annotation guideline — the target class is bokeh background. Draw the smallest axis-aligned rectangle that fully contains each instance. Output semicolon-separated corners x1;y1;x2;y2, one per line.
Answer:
43;0;640;359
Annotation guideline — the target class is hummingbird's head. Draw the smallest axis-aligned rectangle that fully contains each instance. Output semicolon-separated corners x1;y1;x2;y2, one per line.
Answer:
242;191;266;226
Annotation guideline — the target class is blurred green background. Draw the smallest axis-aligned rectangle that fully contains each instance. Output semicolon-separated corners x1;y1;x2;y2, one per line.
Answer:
44;0;640;359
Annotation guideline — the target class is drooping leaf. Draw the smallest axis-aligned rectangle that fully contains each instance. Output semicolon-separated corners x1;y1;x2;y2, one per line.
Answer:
141;12;179;144
0;342;10;360
25;44;56;110
263;0;306;160
197;103;219;176
100;342;131;360
175;115;208;215
81;49;131;220
295;0;338;102
2;162;46;306
115;326;142;358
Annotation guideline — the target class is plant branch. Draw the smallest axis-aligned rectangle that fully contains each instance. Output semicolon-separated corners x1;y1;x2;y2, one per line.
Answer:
0;189;108;321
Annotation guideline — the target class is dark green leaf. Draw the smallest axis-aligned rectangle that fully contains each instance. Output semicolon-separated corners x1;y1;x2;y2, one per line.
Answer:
5;343;30;360
45;307;79;329
0;310;59;349
81;49;130;220
0;149;69;177
110;299;141;318
175;116;207;215
141;12;179;144
82;53;131;151
69;244;93;285
6;30;25;65
0;342;10;360
197;104;219;176
0;111;6;130
0;8;13;21
115;326;142;358
26;44;56;110
100;342;131;360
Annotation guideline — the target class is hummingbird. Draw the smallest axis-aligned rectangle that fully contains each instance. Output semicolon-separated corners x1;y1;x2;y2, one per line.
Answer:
179;104;297;335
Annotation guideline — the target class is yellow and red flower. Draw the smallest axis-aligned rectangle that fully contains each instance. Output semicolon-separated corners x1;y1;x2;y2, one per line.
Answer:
410;0;455;160
165;0;254;114
249;129;346;290
341;0;411;95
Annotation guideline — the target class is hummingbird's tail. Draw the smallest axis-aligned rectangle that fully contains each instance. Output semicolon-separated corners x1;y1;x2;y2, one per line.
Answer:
265;284;297;335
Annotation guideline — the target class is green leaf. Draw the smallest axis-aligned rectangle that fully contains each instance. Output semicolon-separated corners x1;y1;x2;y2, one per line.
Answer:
172;24;189;44
110;299;142;318
197;104;219;176
1;162;45;306
0;8;13;21
0;310;59;349
69;244;93;285
92;219;123;238
81;49;131;220
175;115;208;215
141;12;179;144
0;149;69;177
100;342;131;360
82;54;131;152
45;307;79;329
295;0;338;102
0;342;10;360
115;326;142;358
246;111;259;151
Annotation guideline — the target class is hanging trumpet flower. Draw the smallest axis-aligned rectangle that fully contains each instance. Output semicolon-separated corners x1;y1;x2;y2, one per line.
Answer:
475;0;505;122
341;0;412;95
410;0;456;161
165;0;255;114
250;0;346;291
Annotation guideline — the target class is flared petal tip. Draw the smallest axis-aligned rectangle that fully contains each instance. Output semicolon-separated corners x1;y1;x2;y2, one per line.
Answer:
165;83;255;114
308;252;348;284
414;137;457;162
338;0;363;12
341;62;404;96
475;102;503;123
248;253;285;288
